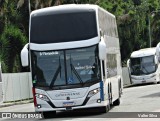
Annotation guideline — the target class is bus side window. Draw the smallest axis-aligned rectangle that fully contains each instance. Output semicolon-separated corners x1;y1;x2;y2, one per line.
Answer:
102;60;105;78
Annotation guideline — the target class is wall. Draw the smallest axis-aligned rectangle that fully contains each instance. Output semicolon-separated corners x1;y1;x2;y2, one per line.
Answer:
122;67;131;86
2;72;33;102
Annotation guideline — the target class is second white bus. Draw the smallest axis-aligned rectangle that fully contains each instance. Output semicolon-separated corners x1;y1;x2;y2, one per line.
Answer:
127;48;160;84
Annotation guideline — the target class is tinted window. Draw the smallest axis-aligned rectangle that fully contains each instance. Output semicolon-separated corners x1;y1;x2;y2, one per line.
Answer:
66;46;101;84
31;45;101;89
106;54;117;78
30;11;97;44
31;51;66;87
130;55;156;75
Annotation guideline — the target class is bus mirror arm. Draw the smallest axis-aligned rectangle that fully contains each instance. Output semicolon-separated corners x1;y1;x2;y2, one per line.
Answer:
158;57;160;63
98;37;106;60
21;43;29;67
155;56;158;64
127;59;130;68
99;29;103;37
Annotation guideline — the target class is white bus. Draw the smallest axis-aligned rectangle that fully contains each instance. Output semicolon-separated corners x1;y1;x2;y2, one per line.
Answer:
21;4;123;118
127;48;160;84
156;42;160;61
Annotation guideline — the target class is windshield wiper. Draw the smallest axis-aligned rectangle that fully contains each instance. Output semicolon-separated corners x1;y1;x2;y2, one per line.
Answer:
70;63;84;86
49;65;61;89
49;56;61;89
141;65;149;74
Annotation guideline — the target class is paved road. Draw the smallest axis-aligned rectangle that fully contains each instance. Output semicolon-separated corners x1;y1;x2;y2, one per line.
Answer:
110;83;160;112
0;83;160;121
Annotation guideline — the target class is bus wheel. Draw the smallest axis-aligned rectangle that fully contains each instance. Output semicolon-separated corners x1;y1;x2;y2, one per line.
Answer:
113;83;121;106
100;105;110;113
109;85;113;106
42;111;56;119
113;98;120;106
119;80;122;97
108;85;112;107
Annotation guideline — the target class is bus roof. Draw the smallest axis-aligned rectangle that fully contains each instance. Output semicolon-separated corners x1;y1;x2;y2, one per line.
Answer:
31;4;115;18
131;48;156;58
156;42;160;52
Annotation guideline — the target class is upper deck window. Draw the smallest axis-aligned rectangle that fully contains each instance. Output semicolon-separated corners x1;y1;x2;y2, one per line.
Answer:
30;10;97;44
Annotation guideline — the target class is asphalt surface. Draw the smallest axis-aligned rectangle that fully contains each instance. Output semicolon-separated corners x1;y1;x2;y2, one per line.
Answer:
0;83;160;121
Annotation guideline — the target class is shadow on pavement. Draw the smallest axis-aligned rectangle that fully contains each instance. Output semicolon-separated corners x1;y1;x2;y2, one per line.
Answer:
40;107;116;119
53;108;105;118
40;105;117;119
140;92;160;98
124;82;159;88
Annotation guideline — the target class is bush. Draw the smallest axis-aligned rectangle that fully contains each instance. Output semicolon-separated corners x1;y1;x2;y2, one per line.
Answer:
0;24;27;73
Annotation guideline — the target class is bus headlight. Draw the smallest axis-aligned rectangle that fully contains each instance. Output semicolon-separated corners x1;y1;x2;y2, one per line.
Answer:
87;88;100;98
151;74;156;78
35;93;50;102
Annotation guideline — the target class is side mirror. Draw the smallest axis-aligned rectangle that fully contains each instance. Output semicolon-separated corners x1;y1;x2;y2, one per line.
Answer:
155;56;158;64
158;56;160;63
99;29;103;37
99;37;106;60
127;59;130;68
127;59;131;74
21;43;29;67
156;42;160;62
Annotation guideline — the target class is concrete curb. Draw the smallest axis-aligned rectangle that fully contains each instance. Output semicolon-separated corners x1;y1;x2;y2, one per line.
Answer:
0;99;33;108
123;84;133;88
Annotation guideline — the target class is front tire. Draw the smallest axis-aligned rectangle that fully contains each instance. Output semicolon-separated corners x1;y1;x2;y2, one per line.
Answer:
109;85;113;106
100;105;110;113
113;98;120;106
119;80;122;97
42;111;56;119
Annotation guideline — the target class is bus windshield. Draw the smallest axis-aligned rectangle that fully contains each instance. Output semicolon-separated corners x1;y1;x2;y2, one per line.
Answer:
30;10;97;44
31;45;101;89
130;55;156;75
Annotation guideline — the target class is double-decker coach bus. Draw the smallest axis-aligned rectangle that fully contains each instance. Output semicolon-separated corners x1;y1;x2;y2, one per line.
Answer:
21;4;123;118
127;48;160;84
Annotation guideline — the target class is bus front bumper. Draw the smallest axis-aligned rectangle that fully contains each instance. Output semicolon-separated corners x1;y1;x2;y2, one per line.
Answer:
131;75;157;84
35;100;108;112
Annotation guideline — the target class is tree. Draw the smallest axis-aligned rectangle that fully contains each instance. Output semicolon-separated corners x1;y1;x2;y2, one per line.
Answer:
0;0;28;72
1;0;160;72
0;25;27;72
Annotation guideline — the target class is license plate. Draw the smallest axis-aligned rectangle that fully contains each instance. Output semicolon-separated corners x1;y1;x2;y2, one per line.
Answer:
63;101;74;107
142;80;146;83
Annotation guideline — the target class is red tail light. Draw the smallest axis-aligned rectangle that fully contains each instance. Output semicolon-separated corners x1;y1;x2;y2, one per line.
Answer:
32;87;37;107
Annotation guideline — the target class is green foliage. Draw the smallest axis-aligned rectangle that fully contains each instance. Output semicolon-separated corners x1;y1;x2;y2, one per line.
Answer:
117;0;160;65
0;0;28;73
0;25;27;73
1;0;160;72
